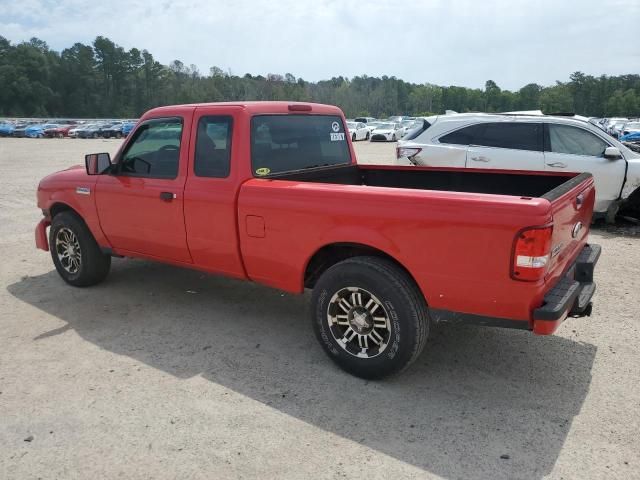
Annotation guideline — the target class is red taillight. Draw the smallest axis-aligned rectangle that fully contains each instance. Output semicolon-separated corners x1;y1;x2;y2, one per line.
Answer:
511;226;553;281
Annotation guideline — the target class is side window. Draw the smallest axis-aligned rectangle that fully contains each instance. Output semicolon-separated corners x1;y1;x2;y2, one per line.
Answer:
194;116;233;178
474;123;542;151
120;118;182;178
439;124;483;146
548;124;608;157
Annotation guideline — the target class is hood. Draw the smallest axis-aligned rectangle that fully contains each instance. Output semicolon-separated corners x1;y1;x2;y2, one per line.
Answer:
39;164;92;186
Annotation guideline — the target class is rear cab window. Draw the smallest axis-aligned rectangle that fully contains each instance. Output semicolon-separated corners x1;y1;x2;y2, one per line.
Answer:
251;115;352;176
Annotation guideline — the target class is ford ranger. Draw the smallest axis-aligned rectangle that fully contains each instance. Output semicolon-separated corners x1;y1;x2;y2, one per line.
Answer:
36;102;600;378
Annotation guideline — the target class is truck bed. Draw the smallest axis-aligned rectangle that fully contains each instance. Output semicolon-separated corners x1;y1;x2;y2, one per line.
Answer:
238;165;595;327
270;164;578;198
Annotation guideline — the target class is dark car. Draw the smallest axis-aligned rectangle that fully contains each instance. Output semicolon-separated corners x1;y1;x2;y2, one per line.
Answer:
100;122;125;138
11;123;33;138
77;124;103;139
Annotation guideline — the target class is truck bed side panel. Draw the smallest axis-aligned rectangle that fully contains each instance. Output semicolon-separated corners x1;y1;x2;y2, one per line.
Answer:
238;180;555;323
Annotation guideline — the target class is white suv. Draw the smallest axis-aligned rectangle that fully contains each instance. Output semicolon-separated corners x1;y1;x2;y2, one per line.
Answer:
398;113;640;221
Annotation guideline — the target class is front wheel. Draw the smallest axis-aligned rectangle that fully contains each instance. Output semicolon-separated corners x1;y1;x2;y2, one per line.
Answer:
365;132;370;140
352;133;357;141
311;256;429;379
49;212;111;287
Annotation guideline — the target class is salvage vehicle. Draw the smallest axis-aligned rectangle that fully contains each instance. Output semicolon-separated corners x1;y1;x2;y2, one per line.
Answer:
0;122;15;137
620;121;640;138
398;113;640;222
370;122;404;142
100;122;125;138
76;124;103;139
44;124;74;138
35;101;600;379
346;121;370;141
121;121;136;137
26;123;59;138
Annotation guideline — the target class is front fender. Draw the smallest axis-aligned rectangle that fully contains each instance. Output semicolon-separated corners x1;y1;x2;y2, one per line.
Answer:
38;176;111;249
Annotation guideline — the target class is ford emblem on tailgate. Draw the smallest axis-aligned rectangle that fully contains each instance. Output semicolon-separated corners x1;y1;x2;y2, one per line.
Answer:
572;221;583;238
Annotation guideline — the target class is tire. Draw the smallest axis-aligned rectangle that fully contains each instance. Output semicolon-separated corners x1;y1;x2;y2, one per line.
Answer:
116;132;122;139
92;132;99;139
366;132;370;140
352;133;357;141
392;134;397;142
311;256;429;379
57;133;64;139
49;211;111;287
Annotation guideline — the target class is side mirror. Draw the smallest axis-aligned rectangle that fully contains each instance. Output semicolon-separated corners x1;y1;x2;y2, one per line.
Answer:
604;146;622;160
85;152;112;175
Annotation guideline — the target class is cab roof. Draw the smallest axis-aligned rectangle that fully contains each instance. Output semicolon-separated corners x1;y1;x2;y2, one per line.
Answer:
144;101;344;118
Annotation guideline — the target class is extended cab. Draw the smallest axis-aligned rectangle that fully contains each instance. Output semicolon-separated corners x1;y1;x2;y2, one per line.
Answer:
36;102;600;378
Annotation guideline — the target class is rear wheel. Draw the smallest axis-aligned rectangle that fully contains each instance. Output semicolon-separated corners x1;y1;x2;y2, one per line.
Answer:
366;132;370;140
311;256;429;379
49;212;111;287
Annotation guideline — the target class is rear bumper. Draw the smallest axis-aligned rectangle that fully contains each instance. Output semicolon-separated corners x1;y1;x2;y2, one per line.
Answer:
35;218;50;251
532;244;601;335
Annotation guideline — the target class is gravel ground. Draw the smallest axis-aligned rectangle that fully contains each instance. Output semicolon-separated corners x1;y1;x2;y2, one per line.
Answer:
0;137;639;480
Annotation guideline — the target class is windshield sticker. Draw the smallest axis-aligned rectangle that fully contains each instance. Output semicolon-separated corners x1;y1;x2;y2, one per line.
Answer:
255;167;271;176
331;122;340;132
330;132;345;141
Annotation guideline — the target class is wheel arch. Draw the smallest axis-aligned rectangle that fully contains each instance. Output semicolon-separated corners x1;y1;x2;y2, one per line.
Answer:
50;201;80;220
303;242;424;299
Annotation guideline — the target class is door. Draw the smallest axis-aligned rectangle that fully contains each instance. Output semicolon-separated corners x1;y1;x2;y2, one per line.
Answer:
182;107;246;278
464;122;544;170
544;123;626;213
95;116;192;263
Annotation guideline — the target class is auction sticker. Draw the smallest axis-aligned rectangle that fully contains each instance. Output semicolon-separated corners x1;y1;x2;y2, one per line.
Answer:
255;167;271;176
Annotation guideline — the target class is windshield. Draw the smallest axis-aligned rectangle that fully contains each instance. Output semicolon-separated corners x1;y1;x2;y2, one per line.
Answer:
375;123;395;129
251;115;352;175
625;122;640;129
346;122;357;129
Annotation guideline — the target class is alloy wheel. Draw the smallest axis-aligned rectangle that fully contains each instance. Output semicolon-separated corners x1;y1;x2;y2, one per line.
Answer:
327;287;391;358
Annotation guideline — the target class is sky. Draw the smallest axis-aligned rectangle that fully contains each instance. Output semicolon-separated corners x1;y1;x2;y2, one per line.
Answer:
1;0;639;91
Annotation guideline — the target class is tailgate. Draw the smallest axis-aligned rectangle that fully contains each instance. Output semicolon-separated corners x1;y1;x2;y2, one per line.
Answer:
543;172;596;283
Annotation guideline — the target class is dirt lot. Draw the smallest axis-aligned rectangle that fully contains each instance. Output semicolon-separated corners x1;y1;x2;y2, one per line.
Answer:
1;137;639;479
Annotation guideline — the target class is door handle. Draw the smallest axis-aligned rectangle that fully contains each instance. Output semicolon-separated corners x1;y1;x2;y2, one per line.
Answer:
160;192;176;201
546;162;567;168
470;156;489;162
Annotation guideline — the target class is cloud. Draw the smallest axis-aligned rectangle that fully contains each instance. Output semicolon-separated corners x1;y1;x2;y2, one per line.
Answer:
1;0;639;90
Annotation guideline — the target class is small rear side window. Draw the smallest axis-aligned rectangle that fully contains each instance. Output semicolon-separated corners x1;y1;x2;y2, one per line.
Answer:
403;119;432;141
439;124;483;145
194;116;233;178
251;115;352;176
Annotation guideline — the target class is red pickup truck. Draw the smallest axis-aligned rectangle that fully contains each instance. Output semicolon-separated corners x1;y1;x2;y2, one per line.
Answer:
36;101;600;378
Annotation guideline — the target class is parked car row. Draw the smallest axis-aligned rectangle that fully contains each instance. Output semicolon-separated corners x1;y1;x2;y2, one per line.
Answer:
345;116;424;142
589;117;640;138
0;119;137;139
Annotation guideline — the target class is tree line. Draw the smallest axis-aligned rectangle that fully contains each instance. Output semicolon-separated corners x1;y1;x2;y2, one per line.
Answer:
1;36;639;119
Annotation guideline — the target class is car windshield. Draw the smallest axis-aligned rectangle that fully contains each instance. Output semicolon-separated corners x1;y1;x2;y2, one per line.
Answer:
251;114;352;175
346;122;357;129
625;122;640;129
376;123;395;129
